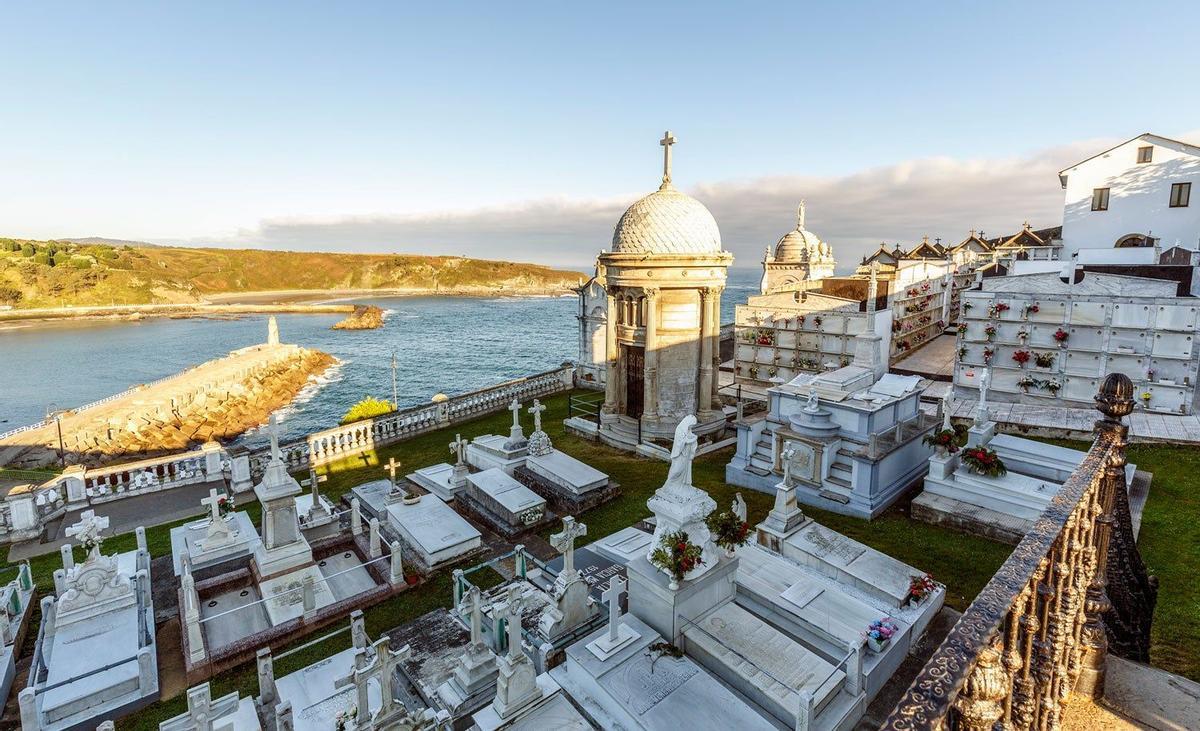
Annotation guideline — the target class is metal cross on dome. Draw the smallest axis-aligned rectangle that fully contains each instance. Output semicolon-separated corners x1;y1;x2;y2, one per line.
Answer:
660;130;676;186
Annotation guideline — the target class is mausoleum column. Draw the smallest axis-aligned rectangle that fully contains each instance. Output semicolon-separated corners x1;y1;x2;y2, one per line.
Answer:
642;288;659;419
602;287;619;414
710;286;724;409
698;287;715;416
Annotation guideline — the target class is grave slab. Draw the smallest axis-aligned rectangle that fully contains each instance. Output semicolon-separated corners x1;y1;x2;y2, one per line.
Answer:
407;463;464;502
259;565;335;626
272;647;382;731
170;511;261;577
383;490;482;572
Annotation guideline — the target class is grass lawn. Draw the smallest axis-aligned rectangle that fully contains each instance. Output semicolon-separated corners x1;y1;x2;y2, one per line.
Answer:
15;389;1199;727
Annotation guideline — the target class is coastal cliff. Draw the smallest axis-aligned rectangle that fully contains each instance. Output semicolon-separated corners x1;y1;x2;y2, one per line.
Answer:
332;304;385;330
0;238;584;309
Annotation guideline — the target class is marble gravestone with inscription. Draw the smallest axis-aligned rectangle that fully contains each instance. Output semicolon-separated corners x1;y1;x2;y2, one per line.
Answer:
382;488;483;573
461;468;551;538
550;612;776;731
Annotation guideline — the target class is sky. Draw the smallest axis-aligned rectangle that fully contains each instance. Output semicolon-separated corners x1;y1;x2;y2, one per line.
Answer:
2;1;1199;272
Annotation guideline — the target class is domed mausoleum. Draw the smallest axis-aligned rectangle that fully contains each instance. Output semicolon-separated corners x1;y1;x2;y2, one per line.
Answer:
589;131;734;450
760;200;837;293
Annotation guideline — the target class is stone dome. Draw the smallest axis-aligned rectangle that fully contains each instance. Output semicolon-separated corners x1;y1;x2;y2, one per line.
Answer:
775;228;824;261
611;185;722;255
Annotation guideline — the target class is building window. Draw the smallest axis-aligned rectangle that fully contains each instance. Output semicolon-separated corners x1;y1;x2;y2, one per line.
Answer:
1091;188;1110;211
1170;182;1191;208
1137;146;1153;163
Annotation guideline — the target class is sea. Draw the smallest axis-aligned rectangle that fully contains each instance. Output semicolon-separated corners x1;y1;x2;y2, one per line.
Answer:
0;269;760;447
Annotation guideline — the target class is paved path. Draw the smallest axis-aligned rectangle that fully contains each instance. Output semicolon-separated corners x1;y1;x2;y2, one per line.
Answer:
892;333;957;381
949;398;1200;445
7;479;230;561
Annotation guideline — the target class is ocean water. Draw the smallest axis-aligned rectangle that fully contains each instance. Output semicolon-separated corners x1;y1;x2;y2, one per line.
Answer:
0;269;760;446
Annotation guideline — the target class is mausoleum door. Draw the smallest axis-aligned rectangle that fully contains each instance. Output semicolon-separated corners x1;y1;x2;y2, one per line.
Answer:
624;345;644;418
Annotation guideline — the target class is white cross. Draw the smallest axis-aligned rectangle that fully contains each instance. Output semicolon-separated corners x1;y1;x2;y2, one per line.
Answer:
184;684;213;729
200;488;225;524
527;399;546;432
266;414;283;463
601;576;626;644
65;510;109;558
466;585;484;647
660;130;676;185
550;516;587;577
498;584;526;660
300;469;327;489
508;399;522;429
384;457;402;485
449;434;468;465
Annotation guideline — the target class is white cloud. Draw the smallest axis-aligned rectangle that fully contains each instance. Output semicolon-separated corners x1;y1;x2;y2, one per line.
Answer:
196;132;1198;272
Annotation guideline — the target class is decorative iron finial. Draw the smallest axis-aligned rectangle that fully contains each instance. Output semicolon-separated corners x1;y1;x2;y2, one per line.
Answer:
1095;373;1135;424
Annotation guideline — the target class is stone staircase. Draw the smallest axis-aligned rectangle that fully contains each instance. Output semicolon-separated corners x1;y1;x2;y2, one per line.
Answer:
747;424;777;476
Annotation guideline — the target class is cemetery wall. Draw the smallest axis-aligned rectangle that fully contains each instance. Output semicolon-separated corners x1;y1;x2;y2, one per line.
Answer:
954;290;1200;414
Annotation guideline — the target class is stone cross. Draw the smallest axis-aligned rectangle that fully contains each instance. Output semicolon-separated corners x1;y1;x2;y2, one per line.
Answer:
266;414;283;463
601;576;626;644
867;262;880;319
335;648;373;726
660;130;676;185
466;585;484;647
183;683;213;731
200;488;224;524
549;516;587;577
65;510;109;560
384;457;402;487
350;609;369;652
498;585;526;660
449;434;468;465
527;399;546;432
508;399;522;429
942;396;953;432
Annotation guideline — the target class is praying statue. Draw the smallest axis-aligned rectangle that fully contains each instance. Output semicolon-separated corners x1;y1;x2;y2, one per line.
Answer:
806;389;819;411
663;415;698;492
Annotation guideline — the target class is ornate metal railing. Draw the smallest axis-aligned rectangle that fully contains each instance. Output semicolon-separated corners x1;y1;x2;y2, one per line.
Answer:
882;373;1157;730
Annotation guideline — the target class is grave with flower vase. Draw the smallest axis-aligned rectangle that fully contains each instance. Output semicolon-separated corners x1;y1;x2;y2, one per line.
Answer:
169;487;261;578
912;388;1150;543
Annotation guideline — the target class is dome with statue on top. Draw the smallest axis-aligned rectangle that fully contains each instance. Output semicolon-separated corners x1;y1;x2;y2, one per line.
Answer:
611;131;722;256
774;200;830;262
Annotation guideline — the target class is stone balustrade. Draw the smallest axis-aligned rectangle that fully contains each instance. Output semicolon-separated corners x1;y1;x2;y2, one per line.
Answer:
882;374;1157;730
247;365;574;478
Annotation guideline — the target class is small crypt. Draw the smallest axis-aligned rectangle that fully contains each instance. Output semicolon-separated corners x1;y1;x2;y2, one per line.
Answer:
21;512;157;731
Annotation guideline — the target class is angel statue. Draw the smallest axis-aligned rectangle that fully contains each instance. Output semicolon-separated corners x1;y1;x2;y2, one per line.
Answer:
663;415;698;492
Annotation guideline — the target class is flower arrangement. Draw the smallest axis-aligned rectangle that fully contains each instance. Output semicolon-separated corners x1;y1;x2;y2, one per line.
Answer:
813;316;822;328
755;329;775;346
958;346;967;359
767;366;778;377
650;530;706;588
905;575;937;606
748;366;759;380
986;303;1010;318
896;340;911;351
1045;379;1061;394
921;282;932;292
796;315;806;327
865;618;900;652
1141;391;1152;403
1023;303;1040;318
983;347;994;363
1016;329;1029;341
706;510;751;554
1018;374;1039;393
984;325;997;341
217;493;235;519
922;428;958;454
906;287;920;297
1147;368;1156;381
962;301;973;312
1012;349;1031;367
1034;352;1055;368
840;357;851;367
961;447;1007;477
335;706;358;731
1053;328;1069;344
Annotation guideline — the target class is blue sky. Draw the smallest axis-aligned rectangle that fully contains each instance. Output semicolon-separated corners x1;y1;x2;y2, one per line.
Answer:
2;1;1198;269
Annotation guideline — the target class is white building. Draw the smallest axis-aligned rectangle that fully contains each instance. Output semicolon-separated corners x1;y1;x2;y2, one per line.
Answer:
1059;133;1200;257
759;200;837;294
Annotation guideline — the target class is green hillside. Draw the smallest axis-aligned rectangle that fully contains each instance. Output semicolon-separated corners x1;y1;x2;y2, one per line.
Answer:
0;238;585;308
